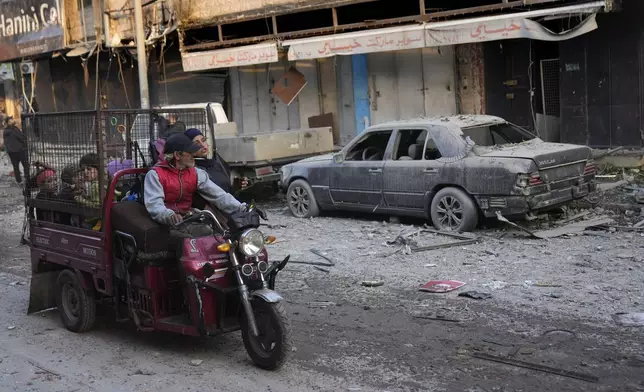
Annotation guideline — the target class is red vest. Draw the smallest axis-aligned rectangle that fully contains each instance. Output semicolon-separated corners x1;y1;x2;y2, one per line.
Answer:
152;163;198;214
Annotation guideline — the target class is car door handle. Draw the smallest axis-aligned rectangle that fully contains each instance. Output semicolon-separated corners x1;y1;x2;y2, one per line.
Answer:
423;168;438;174
369;168;382;173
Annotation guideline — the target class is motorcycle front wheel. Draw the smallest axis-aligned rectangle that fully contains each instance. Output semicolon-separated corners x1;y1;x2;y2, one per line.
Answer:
240;300;292;370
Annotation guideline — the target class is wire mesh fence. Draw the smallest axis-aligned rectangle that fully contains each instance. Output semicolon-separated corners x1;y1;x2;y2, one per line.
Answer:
23;108;210;230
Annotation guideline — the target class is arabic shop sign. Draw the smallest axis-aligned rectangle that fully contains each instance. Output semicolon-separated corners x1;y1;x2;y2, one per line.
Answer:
425;16;597;46
182;42;280;71
286;25;425;61
0;0;63;62
286;16;598;61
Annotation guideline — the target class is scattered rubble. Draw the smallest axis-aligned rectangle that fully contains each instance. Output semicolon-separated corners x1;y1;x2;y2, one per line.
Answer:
458;291;492;300
418;280;466;293
361;280;384;288
612;313;644;327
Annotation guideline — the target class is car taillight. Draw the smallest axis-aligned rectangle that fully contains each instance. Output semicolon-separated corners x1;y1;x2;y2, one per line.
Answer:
528;174;544;186
517;173;544;187
584;161;596;176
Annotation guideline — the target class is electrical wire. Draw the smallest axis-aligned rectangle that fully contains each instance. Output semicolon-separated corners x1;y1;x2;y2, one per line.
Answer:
116;51;132;108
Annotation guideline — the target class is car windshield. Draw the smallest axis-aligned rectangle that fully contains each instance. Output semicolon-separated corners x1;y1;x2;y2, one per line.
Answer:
461;123;537;146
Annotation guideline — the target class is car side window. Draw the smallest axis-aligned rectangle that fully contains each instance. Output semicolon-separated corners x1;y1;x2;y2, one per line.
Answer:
423;137;443;160
345;130;393;161
394;129;428;161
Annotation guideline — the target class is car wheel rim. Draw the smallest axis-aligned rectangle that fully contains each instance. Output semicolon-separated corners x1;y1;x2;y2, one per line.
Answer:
289;186;310;217
62;282;80;323
436;196;463;230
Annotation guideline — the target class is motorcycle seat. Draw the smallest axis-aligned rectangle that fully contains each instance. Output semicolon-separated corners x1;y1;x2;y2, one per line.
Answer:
111;201;171;255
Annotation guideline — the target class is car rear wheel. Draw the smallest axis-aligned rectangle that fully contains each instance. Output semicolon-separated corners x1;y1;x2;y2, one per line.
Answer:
430;187;478;232
287;179;320;218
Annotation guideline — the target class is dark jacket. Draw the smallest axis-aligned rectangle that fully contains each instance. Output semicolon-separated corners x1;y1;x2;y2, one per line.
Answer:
3;125;27;153
35;191;56;223
195;154;232;193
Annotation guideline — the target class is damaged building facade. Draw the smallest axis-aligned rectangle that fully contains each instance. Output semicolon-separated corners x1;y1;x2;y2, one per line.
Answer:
1;0;642;150
173;0;642;149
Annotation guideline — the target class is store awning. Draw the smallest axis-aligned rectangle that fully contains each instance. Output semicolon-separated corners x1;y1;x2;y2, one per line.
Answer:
181;42;279;72
284;1;605;61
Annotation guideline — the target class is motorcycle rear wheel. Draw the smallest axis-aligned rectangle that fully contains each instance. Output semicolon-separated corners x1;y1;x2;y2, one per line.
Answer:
241;300;292;370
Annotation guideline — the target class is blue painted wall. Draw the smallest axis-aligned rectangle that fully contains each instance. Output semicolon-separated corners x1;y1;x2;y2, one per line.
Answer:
351;54;370;134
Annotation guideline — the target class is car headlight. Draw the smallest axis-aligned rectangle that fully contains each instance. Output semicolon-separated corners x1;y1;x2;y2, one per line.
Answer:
239;229;265;256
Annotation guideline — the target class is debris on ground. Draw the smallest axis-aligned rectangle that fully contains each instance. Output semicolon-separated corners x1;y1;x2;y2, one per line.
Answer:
458;291;492;300
361;280;384;287
307;301;336;308
418;280;466;293
288;249;336;269
413;314;460;323
532;217;614;238
496;211;615;239
130;368;157;376
385;227;480;256
612;313;644;327
189;359;204;366
472;352;599;383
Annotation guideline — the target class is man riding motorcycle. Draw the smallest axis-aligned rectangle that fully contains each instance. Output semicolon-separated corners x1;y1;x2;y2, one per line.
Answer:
143;134;248;315
143;133;246;230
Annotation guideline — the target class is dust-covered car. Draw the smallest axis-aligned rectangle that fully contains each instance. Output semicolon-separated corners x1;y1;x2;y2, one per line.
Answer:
279;115;597;231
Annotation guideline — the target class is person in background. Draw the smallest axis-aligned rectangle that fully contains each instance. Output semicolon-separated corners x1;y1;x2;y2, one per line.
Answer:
57;164;82;226
184;128;248;195
3;116;28;184
76;153;102;230
33;167;57;222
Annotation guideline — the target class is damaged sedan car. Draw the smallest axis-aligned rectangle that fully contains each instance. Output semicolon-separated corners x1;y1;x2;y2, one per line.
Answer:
279;115;597;232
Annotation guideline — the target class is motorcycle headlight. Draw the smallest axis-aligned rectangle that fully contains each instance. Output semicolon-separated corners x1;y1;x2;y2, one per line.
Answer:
239;229;265;256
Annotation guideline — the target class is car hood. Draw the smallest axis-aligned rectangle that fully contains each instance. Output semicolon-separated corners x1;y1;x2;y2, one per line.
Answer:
474;140;591;169
294;153;334;164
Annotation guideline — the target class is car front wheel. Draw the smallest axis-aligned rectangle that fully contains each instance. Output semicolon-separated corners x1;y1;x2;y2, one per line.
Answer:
430;187;479;232
287;179;320;218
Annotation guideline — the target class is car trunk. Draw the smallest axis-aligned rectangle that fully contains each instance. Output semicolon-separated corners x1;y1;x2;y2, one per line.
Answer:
477;141;592;186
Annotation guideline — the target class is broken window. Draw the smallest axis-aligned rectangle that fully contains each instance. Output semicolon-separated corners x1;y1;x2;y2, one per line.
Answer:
394;129;427;161
424;137;442;160
462;123;537;146
345;130;392;161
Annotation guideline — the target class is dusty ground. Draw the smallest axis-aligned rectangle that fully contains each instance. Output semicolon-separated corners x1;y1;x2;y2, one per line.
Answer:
0;160;643;391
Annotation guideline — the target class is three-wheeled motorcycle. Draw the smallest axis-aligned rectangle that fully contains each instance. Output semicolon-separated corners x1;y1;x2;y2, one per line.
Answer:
24;108;292;370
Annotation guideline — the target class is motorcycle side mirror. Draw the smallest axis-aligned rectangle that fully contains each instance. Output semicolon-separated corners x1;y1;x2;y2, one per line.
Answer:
202;262;215;279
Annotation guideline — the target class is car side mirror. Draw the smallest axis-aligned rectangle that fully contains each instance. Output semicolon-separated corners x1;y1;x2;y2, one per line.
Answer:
333;153;345;164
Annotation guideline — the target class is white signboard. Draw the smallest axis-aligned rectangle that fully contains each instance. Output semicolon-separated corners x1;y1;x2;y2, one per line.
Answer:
285;5;600;61
285;25;425;61
182;42;279;72
425;14;598;47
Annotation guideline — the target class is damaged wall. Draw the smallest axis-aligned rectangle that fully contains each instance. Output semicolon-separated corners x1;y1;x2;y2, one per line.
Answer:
148;43;227;107
174;0;373;27
64;0;96;44
28;53;139;112
104;0;168;46
456;43;485;115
